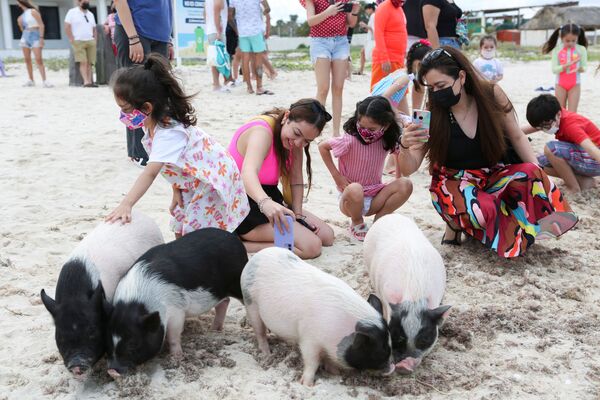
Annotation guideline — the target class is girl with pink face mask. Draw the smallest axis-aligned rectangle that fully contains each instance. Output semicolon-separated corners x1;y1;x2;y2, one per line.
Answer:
106;54;249;237
319;96;413;241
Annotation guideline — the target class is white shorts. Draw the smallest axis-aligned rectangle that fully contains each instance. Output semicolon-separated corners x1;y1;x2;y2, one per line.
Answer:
338;192;373;216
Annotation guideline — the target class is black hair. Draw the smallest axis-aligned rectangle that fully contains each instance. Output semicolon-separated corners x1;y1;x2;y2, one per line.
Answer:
365;3;376;10
262;99;330;195
343;96;402;152
17;0;37;9
479;35;497;48
406;40;432;93
111;53;197;127
542;23;588;54
526;94;562;128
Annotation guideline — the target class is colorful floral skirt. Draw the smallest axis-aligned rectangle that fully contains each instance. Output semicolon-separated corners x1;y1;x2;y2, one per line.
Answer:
430;163;578;258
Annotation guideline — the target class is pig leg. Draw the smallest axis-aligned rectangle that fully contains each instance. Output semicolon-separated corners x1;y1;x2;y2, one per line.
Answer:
245;303;270;355
211;298;230;331
299;340;321;386
166;309;186;358
323;358;340;375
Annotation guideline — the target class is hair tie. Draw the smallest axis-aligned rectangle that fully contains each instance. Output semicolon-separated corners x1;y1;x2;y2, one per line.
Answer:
143;59;153;70
419;39;432;46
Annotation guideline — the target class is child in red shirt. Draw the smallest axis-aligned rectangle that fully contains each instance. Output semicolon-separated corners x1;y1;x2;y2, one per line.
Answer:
524;94;600;192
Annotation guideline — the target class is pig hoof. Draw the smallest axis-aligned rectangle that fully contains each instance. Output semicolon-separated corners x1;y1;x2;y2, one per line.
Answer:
299;376;315;387
210;322;224;331
170;350;184;361
395;362;414;375
107;369;122;380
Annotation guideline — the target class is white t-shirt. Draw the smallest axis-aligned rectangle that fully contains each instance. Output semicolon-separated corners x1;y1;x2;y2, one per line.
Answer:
473;57;504;81
229;0;263;38
366;13;375;42
64;7;96;41
205;0;228;35
147;124;188;164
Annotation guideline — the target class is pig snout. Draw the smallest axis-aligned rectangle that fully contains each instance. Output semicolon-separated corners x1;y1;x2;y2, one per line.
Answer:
395;357;421;374
107;368;122;380
66;356;92;378
107;360;128;378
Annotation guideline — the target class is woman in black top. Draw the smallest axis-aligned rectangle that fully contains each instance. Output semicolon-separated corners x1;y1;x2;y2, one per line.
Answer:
397;47;577;258
422;0;461;49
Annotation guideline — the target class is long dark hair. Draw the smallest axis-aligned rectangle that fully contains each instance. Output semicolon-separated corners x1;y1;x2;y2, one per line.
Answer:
111;53;197;127
343;96;401;152
17;0;37;9
261;99;329;193
417;46;513;168
542;23;588;54
406;39;432;93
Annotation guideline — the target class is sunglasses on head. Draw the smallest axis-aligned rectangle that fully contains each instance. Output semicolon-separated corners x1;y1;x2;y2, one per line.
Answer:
420;48;454;68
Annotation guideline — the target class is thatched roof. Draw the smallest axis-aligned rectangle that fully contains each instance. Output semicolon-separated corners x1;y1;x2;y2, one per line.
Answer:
521;6;600;30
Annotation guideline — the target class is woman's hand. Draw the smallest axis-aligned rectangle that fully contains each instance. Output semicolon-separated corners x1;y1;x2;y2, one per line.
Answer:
169;187;184;216
129;41;144;64
401;123;429;148
382;61;392;73
324;2;344;17
359;21;368;29
39;38;45;49
333;172;350;192
106;202;133;224
261;199;294;234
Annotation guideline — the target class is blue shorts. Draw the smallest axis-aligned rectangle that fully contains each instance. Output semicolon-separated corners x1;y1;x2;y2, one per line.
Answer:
439;37;460;49
239;34;266;53
309;36;350;64
538;140;600;177
20;30;41;49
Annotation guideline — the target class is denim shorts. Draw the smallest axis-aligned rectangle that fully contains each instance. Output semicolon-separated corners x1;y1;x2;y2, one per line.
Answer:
20;30;41;48
538;140;600;177
439;37;460;49
309;36;350;64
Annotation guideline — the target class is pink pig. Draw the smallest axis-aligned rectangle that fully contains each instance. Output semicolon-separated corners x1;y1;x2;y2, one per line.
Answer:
241;247;395;386
364;214;451;374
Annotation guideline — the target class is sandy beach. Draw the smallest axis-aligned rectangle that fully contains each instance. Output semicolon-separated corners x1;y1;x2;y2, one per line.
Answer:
0;59;599;399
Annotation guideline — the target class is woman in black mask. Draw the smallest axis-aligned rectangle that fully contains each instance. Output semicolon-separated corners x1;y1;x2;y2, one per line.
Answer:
396;46;577;258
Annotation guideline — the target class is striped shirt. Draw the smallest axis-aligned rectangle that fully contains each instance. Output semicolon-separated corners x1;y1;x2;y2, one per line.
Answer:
329;133;397;196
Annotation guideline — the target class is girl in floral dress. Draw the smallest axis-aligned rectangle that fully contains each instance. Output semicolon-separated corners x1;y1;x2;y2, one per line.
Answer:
106;54;249;236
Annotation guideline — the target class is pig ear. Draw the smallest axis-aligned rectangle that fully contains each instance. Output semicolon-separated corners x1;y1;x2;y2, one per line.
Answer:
141;311;162;332
428;305;451;326
367;294;384;316
40;289;57;318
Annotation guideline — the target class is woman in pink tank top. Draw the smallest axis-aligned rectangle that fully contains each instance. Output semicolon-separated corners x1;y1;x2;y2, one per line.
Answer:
228;98;335;259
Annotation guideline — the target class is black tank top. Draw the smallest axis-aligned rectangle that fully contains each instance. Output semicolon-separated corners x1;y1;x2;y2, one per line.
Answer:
444;112;491;170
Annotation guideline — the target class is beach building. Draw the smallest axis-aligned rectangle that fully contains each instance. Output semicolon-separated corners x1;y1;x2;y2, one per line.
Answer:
520;5;600;46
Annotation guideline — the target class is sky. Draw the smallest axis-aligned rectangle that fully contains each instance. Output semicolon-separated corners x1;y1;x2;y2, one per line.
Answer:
270;0;600;23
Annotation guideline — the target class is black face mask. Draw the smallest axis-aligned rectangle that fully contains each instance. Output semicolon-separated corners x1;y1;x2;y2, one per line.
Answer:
81;2;90;10
431;79;461;108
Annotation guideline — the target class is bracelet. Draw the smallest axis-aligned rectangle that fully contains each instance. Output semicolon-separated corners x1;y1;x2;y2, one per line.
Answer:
128;41;141;46
399;139;409;149
351;13;359;16
128;35;139;40
257;196;272;214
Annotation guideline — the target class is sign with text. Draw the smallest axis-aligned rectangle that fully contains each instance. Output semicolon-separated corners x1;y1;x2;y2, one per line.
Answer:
175;0;206;58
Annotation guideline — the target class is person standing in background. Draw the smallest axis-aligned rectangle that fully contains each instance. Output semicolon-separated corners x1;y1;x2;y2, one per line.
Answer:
422;0;462;49
103;2;117;56
206;0;229;92
65;0;97;87
357;2;375;76
402;0;427;49
113;0;173;166
16;0;52;87
371;0;407;90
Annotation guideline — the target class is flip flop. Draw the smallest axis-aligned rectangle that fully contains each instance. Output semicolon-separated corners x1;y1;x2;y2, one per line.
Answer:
536;211;578;241
256;89;274;95
349;223;369;242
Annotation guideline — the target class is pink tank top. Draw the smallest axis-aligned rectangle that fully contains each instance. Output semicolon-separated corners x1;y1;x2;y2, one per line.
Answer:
228;117;280;186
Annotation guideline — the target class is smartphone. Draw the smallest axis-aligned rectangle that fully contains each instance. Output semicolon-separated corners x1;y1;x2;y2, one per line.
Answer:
341;2;354;12
412;109;431;142
274;215;294;251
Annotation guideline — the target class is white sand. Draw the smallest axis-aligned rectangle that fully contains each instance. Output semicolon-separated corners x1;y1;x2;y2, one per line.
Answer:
1;60;599;399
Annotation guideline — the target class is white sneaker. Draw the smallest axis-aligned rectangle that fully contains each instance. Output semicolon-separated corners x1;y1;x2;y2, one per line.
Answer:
23;80;35;87
42;81;53;88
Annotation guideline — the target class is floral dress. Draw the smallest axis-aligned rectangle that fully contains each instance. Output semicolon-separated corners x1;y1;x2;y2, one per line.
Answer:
143;121;249;235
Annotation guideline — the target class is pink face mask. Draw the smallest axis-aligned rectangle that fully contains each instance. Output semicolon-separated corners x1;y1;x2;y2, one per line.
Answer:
356;122;385;143
119;109;147;129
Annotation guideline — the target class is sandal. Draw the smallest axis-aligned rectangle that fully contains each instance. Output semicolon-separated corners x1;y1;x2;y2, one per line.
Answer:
349;223;369;242
536;211;578;241
441;223;462;246
256;89;274;95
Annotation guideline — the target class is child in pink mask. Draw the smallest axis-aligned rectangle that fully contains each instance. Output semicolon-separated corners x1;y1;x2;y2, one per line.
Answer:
106;54;249;236
319;96;413;241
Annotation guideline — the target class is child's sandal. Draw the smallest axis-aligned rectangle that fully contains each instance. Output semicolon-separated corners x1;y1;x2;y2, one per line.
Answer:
349;223;369;242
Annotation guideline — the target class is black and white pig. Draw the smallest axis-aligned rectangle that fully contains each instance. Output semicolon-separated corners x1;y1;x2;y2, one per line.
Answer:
105;227;248;378
241;247;395;386
40;211;164;378
364;214;451;374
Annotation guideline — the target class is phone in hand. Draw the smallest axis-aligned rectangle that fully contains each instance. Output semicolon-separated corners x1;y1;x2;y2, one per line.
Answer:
341;2;354;12
274;215;294;251
412;109;431;142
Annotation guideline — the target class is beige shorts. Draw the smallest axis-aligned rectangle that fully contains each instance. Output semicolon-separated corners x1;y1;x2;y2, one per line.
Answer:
73;40;96;64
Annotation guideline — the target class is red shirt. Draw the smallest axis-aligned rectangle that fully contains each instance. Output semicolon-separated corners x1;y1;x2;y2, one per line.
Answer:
372;0;407;64
300;0;348;38
557;109;600;146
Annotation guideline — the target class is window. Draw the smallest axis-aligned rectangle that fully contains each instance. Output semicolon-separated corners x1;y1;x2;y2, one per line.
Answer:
10;5;61;40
